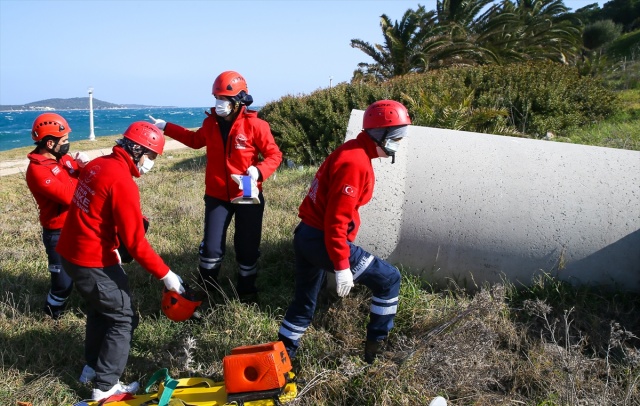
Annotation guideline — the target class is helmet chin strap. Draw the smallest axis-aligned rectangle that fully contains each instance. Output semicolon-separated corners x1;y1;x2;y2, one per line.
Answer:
371;129;396;164
44;138;64;160
118;138;146;164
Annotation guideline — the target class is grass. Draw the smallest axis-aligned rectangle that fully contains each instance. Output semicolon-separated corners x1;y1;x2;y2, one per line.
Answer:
0;143;638;405
557;89;640;150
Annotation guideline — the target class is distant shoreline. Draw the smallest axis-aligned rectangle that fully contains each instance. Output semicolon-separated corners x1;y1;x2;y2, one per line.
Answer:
0;106;183;113
0;96;184;112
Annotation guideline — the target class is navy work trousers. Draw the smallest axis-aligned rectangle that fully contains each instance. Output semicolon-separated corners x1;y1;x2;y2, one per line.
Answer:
278;222;401;358
42;228;73;307
62;258;139;391
199;193;265;275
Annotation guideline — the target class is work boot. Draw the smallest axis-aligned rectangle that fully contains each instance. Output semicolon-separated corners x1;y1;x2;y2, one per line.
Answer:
43;302;66;320
92;381;139;401
199;267;221;292
236;274;258;300
278;333;297;361
364;339;386;364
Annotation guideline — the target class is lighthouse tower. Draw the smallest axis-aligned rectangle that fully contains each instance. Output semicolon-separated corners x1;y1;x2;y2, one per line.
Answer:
88;87;96;141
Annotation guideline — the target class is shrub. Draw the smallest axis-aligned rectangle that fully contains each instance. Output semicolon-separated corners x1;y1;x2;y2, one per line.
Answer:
260;63;617;165
583;20;623;50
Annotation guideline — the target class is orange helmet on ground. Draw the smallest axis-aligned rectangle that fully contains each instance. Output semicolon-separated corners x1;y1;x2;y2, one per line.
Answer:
161;286;203;322
31;113;71;142
123;121;165;154
212;71;249;97
363;100;411;130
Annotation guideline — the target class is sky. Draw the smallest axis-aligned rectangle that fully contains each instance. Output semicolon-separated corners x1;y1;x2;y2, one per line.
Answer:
0;0;603;108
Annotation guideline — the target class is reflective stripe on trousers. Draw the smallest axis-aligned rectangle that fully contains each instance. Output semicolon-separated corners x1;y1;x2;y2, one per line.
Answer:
278;222;400;354
42;228;72;304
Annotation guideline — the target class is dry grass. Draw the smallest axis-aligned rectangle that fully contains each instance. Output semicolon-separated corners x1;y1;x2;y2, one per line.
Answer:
0;147;638;405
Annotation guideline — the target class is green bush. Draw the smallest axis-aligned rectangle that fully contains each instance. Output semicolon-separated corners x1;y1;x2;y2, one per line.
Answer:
583;20;623;50
260;63;618;165
606;29;640;59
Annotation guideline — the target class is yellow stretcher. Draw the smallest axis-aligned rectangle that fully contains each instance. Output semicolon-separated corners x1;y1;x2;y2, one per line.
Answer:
74;370;298;406
74;342;298;406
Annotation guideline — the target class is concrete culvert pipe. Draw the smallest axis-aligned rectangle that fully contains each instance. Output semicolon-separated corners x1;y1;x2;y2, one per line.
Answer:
344;109;640;292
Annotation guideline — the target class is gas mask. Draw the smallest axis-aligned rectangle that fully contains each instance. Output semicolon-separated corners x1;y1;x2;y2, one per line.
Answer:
138;157;155;174
215;99;232;117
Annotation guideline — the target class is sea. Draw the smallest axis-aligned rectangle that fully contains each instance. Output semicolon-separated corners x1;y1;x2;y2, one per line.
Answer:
0;107;212;152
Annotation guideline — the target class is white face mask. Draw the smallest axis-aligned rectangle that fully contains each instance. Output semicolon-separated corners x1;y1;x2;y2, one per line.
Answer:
215;99;232;117
138;157;155;174
383;138;401;154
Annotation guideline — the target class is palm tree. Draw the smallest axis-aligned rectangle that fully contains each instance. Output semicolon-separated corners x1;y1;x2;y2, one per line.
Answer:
510;0;583;64
429;0;505;67
350;5;440;81
351;0;584;82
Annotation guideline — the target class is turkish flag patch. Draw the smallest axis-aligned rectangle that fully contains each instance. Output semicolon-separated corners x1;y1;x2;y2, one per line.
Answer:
342;184;357;197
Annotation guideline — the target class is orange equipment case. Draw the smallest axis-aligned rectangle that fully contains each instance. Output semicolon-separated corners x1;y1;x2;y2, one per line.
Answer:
223;341;292;395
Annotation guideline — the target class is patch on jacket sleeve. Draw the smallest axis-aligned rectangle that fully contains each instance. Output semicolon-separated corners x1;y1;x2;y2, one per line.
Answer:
342;184;357;197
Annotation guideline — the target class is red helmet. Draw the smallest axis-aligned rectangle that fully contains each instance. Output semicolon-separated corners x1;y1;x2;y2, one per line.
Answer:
212;71;248;97
31;113;71;142
161;287;203;322
363;100;411;130
123;121;165;154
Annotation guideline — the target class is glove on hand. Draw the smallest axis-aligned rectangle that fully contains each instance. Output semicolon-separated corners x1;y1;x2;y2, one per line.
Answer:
246;165;260;182
148;115;166;131
230;174;260;204
74;152;90;168
335;269;354;297
161;270;185;294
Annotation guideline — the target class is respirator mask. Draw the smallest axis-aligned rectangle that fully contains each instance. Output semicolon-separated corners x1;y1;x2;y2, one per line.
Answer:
138;158;155;174
215;99;233;117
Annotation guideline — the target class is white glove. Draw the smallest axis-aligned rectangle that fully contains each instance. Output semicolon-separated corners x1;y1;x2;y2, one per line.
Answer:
161;270;185;294
246;165;260;182
230;174;260;204
74;152;90;168
148;115;166;131
335;269;354;297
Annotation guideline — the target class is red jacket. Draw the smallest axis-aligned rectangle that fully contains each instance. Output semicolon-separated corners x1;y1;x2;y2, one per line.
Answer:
26;151;80;229
298;131;378;270
57;146;170;279
164;107;282;201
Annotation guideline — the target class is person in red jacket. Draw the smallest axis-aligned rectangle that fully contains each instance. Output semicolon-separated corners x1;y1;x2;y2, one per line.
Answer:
57;121;185;401
150;71;282;298
26;113;90;319
277;100;412;364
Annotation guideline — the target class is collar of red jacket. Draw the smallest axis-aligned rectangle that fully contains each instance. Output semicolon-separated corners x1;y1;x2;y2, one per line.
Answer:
356;131;380;160
27;149;60;165
112;144;141;178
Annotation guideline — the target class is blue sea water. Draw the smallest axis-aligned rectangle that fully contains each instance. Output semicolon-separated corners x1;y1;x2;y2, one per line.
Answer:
0;107;212;152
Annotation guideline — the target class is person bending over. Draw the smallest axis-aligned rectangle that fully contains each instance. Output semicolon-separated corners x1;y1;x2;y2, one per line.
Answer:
278;100;412;364
57;122;185;401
